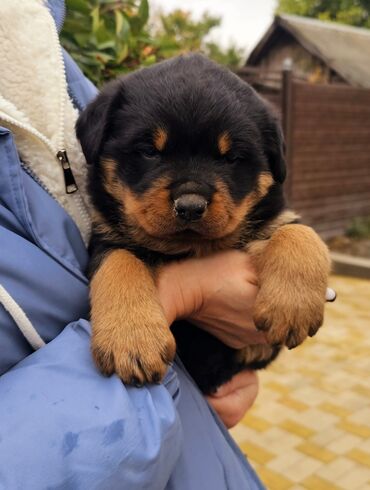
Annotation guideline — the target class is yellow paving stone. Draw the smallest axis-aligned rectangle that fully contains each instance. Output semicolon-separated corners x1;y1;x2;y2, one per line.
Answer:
238;441;275;465
319;402;351;418
353;385;370;398
257;466;294;490
242;413;272;432
302;475;342;490
297;442;337;463
298;368;323;380
280;420;315;439
280;397;310;412
337;421;370;439
264;381;291;395
347;448;370;468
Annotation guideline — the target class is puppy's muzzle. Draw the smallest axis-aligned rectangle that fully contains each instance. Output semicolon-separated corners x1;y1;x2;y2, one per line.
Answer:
174;194;208;222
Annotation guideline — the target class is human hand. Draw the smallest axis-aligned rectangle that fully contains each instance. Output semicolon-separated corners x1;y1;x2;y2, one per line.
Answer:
156;250;266;348
206;370;259;428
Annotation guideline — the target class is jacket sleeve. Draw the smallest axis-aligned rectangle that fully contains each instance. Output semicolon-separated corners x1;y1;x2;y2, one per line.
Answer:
0;319;182;490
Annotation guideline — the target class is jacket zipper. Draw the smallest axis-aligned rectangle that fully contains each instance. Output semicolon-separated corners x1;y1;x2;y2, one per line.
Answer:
0;111;78;195
57;150;78;194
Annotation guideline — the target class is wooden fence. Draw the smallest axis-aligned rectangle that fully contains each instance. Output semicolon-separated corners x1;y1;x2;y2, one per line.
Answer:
237;67;370;237
283;74;370;237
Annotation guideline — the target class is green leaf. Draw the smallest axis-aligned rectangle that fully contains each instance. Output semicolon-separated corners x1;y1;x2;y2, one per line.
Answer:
138;0;149;25
91;6;100;34
115;10;131;41
116;43;129;63
142;54;156;66
74;33;92;47
91;51;115;63
115;10;124;36
65;0;91;14
95;21;112;44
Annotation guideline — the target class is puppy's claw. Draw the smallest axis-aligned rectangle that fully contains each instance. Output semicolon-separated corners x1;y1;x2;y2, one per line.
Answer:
91;325;176;386
254;318;271;332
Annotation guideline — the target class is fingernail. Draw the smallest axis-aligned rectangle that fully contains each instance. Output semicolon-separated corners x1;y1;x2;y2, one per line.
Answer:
326;287;337;302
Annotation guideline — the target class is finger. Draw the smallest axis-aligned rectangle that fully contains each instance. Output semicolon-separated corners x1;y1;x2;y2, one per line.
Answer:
242;329;268;346
211;370;258;398
206;372;259;428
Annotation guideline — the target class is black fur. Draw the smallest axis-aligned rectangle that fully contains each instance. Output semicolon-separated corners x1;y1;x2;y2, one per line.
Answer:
77;54;289;394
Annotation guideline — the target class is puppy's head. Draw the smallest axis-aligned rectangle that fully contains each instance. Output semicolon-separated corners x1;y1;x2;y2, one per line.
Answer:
77;54;286;249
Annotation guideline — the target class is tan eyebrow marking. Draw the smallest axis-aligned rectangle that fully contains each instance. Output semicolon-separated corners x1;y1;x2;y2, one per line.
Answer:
153;128;168;151
218;132;231;155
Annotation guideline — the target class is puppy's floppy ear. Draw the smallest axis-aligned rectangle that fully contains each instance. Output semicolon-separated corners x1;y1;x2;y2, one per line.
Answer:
262;111;287;184
76;80;123;165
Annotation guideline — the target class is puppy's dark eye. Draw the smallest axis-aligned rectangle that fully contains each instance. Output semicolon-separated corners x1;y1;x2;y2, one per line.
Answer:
139;148;160;160
224;154;239;164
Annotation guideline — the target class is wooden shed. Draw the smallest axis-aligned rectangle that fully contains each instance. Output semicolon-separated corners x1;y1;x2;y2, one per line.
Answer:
246;14;370;87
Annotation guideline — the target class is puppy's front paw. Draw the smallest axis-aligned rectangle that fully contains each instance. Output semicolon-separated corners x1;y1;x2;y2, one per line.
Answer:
91;319;176;385
249;224;331;350
253;287;325;349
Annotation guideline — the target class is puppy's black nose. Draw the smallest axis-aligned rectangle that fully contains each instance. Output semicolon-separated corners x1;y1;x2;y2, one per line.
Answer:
174;194;208;222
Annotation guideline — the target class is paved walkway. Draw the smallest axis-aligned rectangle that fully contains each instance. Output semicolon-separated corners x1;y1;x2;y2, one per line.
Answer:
231;275;370;490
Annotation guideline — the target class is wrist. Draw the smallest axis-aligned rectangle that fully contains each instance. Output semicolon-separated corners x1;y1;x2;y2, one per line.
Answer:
156;260;203;324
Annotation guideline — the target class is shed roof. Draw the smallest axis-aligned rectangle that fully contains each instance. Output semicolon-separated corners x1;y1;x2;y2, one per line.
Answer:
247;14;370;88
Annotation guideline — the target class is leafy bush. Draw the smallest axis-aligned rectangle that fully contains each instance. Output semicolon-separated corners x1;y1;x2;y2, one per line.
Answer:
276;0;370;28
61;0;244;86
61;0;154;85
346;216;370;239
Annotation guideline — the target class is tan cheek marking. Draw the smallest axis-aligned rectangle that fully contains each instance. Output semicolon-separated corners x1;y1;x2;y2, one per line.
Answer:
153;128;168;152
218;132;231;155
211;172;274;231
124;178;171;228
235;172;274;220
102;159;171;230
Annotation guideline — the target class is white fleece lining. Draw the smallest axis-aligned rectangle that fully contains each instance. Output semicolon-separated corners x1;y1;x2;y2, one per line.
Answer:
0;284;45;350
0;0;91;242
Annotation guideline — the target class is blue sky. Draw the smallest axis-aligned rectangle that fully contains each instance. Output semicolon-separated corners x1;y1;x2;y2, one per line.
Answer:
152;0;278;54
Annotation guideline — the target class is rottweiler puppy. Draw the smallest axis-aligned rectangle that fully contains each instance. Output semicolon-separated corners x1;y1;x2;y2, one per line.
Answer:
76;54;330;394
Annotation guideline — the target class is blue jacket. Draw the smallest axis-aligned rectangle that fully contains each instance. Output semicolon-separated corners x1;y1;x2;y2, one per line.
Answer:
0;2;264;489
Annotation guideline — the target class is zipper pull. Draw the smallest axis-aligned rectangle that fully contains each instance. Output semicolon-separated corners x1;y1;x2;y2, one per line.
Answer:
56;150;78;194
